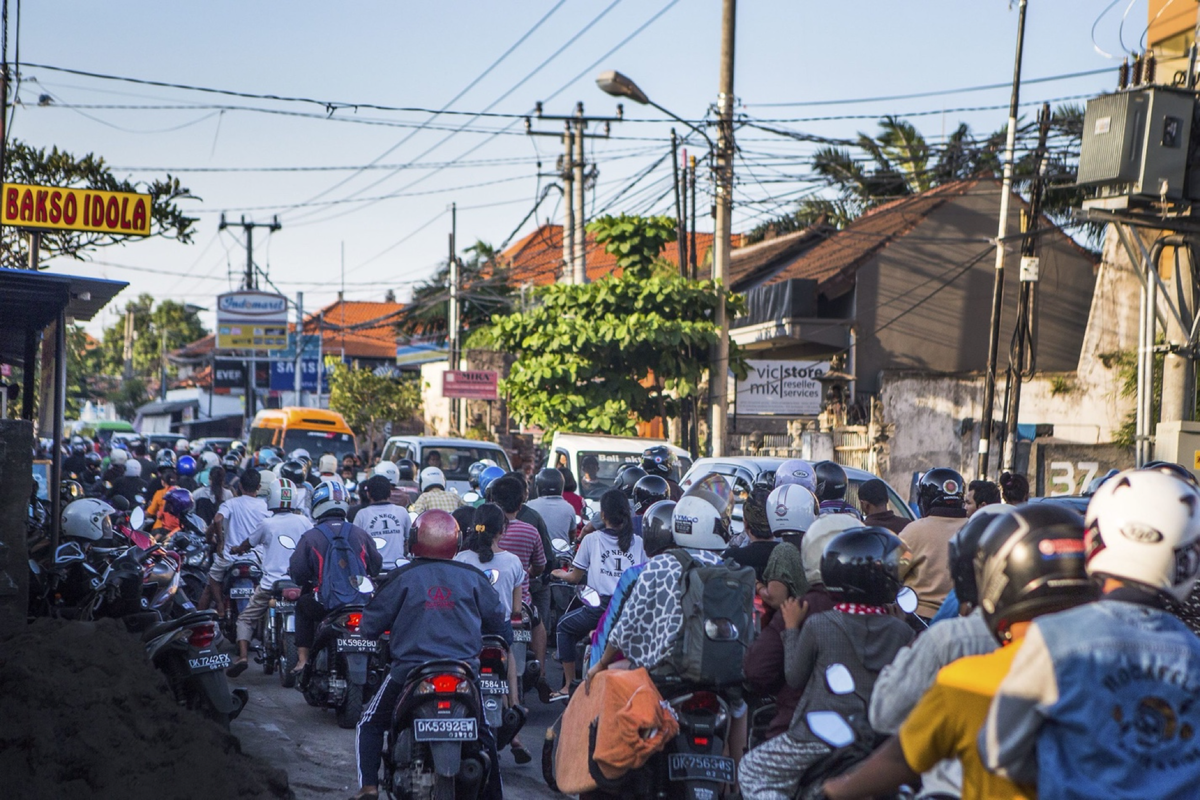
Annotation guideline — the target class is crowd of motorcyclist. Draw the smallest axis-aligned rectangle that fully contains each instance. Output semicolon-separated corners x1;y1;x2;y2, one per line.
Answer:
37;428;1200;799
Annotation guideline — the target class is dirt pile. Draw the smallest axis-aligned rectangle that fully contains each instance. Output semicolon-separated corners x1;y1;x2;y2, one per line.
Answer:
0;617;292;800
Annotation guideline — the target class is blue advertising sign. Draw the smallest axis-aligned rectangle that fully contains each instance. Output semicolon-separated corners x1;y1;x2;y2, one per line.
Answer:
270;358;332;393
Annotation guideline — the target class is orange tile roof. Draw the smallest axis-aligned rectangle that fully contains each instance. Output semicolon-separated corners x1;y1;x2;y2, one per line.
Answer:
498;224;739;285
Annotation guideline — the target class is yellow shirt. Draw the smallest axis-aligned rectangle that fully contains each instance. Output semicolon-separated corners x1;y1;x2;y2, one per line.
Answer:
898;640;1034;800
146;487;168;520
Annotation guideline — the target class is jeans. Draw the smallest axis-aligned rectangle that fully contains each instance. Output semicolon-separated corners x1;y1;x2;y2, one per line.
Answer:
357;666;502;798
556;603;605;664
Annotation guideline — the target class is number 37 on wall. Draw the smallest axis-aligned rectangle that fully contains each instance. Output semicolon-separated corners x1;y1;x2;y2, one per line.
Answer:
1048;462;1100;496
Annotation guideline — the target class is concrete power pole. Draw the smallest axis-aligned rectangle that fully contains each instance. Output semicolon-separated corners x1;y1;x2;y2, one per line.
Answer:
218;214;281;424
562;123;576;284
710;0;736;458
573;105;588;284
978;0;1028;479
449;203;461;432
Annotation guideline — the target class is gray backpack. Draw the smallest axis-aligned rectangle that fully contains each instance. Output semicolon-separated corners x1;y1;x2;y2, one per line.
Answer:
653;549;756;687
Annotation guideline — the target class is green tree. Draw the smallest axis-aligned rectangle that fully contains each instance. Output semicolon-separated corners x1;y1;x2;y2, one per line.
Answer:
472;214;746;435
328;363;423;456
3;139;198;269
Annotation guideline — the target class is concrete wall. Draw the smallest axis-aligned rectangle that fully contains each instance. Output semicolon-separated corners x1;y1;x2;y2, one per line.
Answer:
420;361;451;437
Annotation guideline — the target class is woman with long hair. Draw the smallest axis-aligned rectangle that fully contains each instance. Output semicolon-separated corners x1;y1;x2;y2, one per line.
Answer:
547;488;646;699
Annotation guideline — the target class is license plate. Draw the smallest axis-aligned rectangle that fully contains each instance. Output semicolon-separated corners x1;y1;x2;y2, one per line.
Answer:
512;628;531;643
414;717;477;741
229;586;254;599
187;651;232;673
275;600;295;609
284;615;295;633
336;638;377;653
479;677;508;695
668;753;735;783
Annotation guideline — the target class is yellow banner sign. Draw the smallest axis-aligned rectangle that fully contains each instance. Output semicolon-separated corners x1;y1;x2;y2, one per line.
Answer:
215;325;289;351
1;182;152;236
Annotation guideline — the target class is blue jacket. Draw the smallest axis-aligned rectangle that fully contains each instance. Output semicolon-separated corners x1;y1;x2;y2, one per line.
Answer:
982;593;1200;799
361;557;506;678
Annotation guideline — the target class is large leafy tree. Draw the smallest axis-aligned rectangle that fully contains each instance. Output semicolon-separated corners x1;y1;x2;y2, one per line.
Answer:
327;363;422;456
473;214;746;435
2;139;198;269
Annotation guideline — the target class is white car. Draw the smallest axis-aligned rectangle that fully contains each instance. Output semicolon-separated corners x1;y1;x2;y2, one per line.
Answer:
548;432;692;515
379;436;513;496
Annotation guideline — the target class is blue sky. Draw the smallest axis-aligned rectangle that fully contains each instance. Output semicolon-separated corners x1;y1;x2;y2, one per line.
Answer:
15;0;1149;335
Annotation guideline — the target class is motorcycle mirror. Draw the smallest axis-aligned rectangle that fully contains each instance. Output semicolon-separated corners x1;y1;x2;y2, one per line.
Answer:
130;507;145;530
806;711;855;748
279;535;297;550
373;537;388;550
487;569;501;585
394;557;410;569
896;587;919;615
110;494;130;511
355;575;375;593
580;587;601;607
134;495;146;506
826;663;856;695
29;558;42;575
551;538;570;553
55;542;86;564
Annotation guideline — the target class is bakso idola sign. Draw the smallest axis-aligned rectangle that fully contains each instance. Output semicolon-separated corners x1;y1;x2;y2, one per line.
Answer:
2;183;152;236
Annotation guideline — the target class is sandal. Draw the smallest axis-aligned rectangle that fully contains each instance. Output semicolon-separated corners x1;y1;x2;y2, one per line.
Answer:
548;688;570;702
510;741;532;764
226;659;249;678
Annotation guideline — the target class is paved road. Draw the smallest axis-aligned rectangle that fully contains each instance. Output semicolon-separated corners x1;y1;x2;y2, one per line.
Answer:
232;659;565;799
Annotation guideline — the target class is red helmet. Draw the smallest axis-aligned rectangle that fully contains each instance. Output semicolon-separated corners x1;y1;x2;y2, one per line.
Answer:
411;509;461;559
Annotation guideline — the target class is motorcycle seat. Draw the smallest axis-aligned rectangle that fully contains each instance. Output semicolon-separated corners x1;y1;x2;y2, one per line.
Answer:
271;579;301;599
141;609;219;642
481;634;508;650
407;659;477;685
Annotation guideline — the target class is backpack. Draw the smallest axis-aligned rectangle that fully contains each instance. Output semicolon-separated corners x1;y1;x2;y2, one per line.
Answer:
315;521;370;607
652;549;756;686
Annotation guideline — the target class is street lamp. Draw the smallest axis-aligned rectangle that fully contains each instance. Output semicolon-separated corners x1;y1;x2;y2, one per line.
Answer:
596;68;734;459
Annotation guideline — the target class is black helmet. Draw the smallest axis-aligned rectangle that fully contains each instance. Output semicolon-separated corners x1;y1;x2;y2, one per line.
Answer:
535;468;564;497
813;461;848;502
974;503;1099;644
616;466;649;498
279;459;306;486
84;451;103;469
221;453;241;471
396;458;416;481
741;478;774;538
948;506;1013;607
820;526;904;605
71;442;87;456
641;445;676;478
641;500;677;556
917;467;966;516
1142;460;1199;486
633;475;670;514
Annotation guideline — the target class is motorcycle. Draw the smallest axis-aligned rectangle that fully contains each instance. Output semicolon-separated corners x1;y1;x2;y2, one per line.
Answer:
300;576;386;728
383;659;493;800
220;550;263;642
512;601;540;696
142;609;248;730
478;635;527;752
164;518;213;605
545;537;576;639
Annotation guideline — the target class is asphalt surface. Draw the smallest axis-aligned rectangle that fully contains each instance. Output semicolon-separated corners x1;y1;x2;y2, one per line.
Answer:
232;655;565;799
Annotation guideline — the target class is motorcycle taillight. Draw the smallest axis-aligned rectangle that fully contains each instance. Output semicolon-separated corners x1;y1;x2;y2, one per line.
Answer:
479;646;505;671
417;674;469;695
188;623;216;648
282;587;301;601
343;612;362;633
679;691;720;715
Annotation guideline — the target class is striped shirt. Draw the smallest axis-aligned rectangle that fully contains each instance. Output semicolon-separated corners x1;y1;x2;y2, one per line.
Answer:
498;518;546;603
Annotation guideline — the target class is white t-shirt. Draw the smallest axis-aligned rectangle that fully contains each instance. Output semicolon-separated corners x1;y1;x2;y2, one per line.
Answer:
455;549;526;618
217;495;269;557
572;529;646;597
353;502;412;569
246;512;313;590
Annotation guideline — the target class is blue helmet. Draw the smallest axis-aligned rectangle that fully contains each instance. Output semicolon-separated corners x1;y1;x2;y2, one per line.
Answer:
176;455;198;477
478;465;506;496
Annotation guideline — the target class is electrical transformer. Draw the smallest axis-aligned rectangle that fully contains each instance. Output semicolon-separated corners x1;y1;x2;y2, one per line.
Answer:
1078;87;1200;208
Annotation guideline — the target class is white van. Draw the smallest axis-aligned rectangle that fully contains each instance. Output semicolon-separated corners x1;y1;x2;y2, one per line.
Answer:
379;436;513;496
548;433;691;513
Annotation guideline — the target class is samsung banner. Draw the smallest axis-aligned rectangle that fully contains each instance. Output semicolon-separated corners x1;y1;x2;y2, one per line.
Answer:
269;359;332;393
735;360;830;416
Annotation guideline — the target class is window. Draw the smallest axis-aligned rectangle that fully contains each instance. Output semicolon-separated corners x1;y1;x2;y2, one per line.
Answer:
282;430;356;463
420;446;512;482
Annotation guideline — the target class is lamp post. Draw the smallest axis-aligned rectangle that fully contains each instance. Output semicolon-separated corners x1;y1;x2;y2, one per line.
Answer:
596;69;732;457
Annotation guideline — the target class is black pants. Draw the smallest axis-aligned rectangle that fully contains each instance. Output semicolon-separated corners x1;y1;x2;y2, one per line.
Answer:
357;667;502;798
295;594;327;649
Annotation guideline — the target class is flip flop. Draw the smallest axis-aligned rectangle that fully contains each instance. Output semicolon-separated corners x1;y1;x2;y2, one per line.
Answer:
510;742;532;764
226;659;249;678
548;689;570;702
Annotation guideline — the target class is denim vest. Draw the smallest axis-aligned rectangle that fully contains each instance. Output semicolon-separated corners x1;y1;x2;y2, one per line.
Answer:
1035;599;1200;799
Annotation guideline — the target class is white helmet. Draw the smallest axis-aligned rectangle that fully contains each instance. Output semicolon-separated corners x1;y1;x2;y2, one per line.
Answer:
672;473;735;551
775;459;817;493
110;448;129;466
801;513;863;587
767;484;819;536
175;438;190;453
257;468;279;499
1085;469;1200;603
312;479;350;519
374;461;400;486
268;477;297;511
62;498;116;541
190;441;205;456
420;466;446;491
200;451;220;470
124;460;142;478
289;448;311;461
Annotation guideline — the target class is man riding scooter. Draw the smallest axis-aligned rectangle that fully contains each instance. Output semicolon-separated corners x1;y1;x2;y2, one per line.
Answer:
355;509;507;800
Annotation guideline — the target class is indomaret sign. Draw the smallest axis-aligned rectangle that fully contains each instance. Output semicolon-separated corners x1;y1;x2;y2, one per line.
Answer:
2;183;152;236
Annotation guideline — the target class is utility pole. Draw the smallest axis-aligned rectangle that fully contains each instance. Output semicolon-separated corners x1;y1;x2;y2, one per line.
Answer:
218;213;281;424
122;309;135;380
294;292;304;405
448;203;461;432
672;132;686;275
689;154;698;281
526;103;620;283
710;0;736;458
1001;102;1050;473
978;0;1027;479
